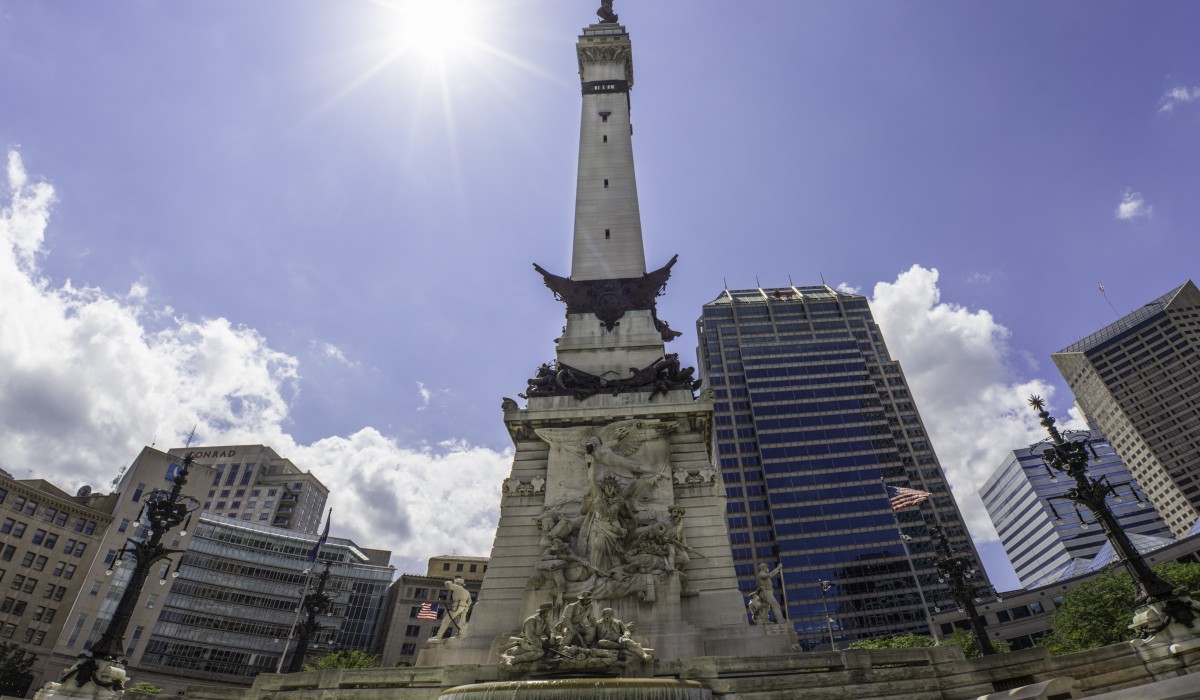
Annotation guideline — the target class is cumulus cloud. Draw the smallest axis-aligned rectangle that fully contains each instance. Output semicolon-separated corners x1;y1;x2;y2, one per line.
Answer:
869;265;1082;543
1115;189;1152;221
416;381;432;410
0;151;510;573
1159;85;1200;113
835;282;861;295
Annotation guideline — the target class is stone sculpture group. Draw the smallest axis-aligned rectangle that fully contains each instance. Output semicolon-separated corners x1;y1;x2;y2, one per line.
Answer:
500;593;653;673
525;420;698;607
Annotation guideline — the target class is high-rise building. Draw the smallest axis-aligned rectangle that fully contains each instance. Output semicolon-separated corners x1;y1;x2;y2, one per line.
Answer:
980;430;1173;587
697;285;989;650
1052;281;1200;537
168;445;329;534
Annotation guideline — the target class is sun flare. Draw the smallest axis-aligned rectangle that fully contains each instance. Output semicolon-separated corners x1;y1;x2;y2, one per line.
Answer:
390;0;485;64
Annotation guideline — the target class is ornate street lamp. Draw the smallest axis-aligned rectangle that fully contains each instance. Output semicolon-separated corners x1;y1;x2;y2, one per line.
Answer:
929;524;995;655
283;560;340;673
58;454;199;691
817;579;838;651
1028;396;1200;646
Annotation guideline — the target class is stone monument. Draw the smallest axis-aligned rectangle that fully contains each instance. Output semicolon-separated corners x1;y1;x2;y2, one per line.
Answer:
417;3;795;678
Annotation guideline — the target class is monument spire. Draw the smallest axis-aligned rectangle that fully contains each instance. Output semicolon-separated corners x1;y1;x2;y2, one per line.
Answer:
570;10;644;281
415;5;796;675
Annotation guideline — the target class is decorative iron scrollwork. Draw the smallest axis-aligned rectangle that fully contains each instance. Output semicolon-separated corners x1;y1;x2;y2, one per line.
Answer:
533;255;681;341
521;353;701;401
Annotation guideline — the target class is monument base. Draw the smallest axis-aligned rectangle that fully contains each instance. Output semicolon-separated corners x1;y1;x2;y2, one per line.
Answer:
1129;595;1200;653
439;679;710;700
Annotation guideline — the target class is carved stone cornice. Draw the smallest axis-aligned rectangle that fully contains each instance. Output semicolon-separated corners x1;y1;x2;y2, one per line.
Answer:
577;43;634;87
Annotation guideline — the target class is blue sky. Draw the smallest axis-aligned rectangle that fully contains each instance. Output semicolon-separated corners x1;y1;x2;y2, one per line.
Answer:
2;0;1199;589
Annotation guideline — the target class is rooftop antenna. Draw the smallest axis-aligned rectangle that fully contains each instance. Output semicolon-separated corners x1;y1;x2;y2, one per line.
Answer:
150;434;156;448
723;277;728;291
820;272;827;287
1099;283;1120;319
788;274;794;287
755;275;762;289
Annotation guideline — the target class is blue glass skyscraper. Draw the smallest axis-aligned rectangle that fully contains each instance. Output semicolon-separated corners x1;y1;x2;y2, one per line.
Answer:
697;285;988;650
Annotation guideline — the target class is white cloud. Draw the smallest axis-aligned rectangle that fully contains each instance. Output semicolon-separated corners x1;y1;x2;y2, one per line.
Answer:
965;270;1002;285
313;340;356;367
1158;85;1200;113
0;151;510;573
836;282;861;295
416;380;432;410
1115;189;1152;221
869;265;1082;543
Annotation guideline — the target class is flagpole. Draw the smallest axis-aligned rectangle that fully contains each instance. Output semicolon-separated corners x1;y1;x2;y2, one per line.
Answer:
881;481;939;643
277;508;332;674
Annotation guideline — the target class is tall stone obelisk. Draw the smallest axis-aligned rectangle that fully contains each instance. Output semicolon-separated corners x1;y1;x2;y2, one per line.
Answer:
419;7;794;670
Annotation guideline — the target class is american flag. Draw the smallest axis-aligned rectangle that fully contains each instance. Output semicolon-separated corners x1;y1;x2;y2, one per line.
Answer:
416;602;439;621
887;485;932;511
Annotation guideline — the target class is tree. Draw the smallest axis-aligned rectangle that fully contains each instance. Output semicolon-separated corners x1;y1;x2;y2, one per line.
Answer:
302;650;380;671
847;630;1010;658
1042;561;1200;655
847;633;935;650
0;643;35;697
944;628;1010;659
128;681;164;694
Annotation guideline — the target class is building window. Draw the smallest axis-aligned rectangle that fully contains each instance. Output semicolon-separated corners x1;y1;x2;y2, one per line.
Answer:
66;613;87;647
405;625;421;637
1;519;14;535
44;533;58;549
131;484;146;503
0;545;14;561
72;542;86;557
603;179;609;188
605;229;610;239
33;556;47;571
118;519;130;533
125;626;145;657
401;643;416;656
89;581;102;596
145;594;158;609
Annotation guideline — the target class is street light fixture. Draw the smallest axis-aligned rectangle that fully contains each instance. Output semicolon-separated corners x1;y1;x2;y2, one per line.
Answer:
279;560;340;673
817;579;838;651
929;524;995;656
58;453;200;691
1028;396;1200;647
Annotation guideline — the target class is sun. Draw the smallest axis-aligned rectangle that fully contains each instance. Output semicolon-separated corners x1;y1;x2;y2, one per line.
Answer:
387;0;486;65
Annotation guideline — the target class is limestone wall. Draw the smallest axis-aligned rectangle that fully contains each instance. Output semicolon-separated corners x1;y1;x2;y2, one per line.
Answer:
181;641;1200;700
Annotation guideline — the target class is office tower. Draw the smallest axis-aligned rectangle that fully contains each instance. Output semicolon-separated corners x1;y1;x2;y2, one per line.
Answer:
1052;281;1200;537
418;11;792;670
697;285;988;650
168;445;329;534
981;430;1172;587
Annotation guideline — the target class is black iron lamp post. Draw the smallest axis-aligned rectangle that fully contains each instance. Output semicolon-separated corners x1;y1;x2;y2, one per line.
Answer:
1027;396;1176;605
63;454;199;686
929;524;995;656
817;579;838;651
284;560;339;673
